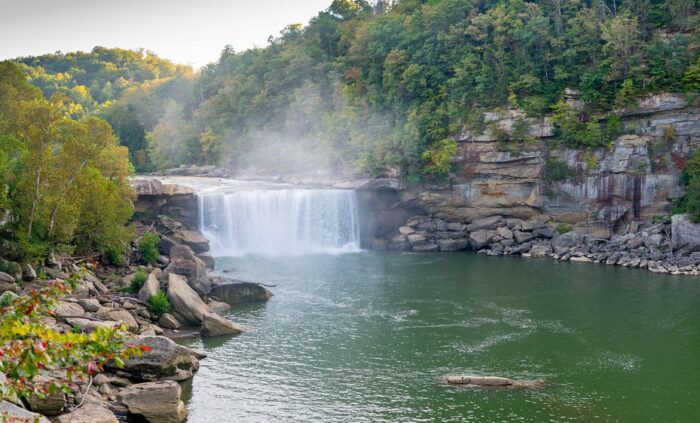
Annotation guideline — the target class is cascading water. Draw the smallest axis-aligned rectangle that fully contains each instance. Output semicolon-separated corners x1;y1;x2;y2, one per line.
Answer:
198;187;361;256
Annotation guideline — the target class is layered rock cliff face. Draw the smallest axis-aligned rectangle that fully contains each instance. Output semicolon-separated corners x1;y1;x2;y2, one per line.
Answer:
378;93;699;247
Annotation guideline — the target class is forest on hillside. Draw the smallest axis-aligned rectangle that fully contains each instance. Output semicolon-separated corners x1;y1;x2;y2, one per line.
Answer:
13;0;700;180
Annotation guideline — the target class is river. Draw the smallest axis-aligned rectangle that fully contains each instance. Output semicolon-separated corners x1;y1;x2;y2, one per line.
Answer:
181;251;700;422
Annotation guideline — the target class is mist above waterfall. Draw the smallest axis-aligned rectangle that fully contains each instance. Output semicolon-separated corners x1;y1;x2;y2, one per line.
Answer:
198;186;361;257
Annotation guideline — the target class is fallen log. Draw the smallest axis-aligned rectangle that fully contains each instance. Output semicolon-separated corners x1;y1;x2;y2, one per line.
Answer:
443;375;545;389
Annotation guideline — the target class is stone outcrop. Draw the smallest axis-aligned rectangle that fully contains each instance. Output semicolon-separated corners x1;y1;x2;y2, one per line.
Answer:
117;381;188;423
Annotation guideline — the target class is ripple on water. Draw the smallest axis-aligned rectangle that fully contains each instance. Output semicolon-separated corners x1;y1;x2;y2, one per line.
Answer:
182;252;700;423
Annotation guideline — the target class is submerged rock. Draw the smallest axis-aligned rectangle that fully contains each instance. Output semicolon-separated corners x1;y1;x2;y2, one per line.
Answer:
444;375;545;389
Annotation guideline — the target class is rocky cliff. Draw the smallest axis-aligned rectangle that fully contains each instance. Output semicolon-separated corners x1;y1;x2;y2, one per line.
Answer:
380;93;699;245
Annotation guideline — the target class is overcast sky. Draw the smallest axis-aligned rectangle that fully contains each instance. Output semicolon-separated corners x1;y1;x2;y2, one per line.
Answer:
0;0;332;68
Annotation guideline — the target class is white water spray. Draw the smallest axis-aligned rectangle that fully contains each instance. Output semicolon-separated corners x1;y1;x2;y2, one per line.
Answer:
198;187;361;256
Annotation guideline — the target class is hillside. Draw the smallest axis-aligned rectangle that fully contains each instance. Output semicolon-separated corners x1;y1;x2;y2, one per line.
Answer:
16;1;699;179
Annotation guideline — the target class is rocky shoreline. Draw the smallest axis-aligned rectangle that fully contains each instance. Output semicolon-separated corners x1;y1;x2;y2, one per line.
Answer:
0;213;272;422
385;213;700;276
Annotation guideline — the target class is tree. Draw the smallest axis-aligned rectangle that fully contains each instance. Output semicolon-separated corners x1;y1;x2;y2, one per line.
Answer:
601;14;641;81
0;61;135;260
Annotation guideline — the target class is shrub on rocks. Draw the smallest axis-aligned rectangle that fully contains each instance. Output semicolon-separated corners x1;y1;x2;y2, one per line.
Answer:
139;233;161;265
129;268;148;293
148;290;171;318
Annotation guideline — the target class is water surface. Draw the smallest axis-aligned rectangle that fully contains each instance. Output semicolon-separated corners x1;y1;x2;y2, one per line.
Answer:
182;252;700;422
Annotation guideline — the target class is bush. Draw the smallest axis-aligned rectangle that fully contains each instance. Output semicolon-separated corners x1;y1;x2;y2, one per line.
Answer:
148;290;170;318
422;137;457;176
0;280;147;400
556;223;573;234
0;291;18;308
139;233;160;264
543;158;574;183
129;267;148;293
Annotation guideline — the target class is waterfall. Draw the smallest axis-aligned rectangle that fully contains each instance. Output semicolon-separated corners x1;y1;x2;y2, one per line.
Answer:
198;188;361;256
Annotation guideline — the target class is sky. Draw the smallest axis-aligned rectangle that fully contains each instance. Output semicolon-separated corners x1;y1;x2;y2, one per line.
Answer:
0;0;333;68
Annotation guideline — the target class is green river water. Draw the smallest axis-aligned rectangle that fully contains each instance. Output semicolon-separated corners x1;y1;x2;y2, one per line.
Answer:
181;252;700;422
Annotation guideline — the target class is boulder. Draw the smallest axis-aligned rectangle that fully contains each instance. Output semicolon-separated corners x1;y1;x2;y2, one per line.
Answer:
54;301;86;320
570;256;592;263
0;401;50;423
200;312;244;338
398;226;415;235
166;273;212;325
165;245;211;295
171;230;209;254
533;226;556;239
513;231;535;244
65;318;118;333
436;238;470;252
520;219;546;232
0;272;19;294
496;227;513;239
626;236;644;249
99;309;139;332
118;336;204;382
196;253;216;270
209;282;273;304
671;214;700;254
139;269;162;303
407;233;427;246
413;243;439;252
117;381;188;423
208;300;231;314
469;230;496;250
21;263;37;281
158;313;182;329
158;236;179;256
78;298;100;312
56;404;118;423
528;244;553;258
0;260;22;280
466;216;504;232
645;233;663;249
25;389;66;416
